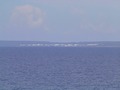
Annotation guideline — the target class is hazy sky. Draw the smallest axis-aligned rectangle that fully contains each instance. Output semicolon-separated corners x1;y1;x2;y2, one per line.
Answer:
0;0;120;42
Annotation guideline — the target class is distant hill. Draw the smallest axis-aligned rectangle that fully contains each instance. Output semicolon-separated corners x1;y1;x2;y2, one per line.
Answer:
0;41;120;47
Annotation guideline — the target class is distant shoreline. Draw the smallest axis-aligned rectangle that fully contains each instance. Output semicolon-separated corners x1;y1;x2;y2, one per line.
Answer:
0;41;120;47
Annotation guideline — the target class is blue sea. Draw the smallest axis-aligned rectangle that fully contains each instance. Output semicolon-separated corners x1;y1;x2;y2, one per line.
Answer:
0;47;120;90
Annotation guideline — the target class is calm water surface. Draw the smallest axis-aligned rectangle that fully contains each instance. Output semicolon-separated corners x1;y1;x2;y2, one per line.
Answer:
0;47;120;90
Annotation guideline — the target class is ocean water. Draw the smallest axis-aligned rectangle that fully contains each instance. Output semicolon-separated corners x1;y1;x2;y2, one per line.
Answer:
0;47;120;90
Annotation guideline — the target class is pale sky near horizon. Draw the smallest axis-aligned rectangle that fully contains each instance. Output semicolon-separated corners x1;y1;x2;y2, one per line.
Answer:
0;0;120;42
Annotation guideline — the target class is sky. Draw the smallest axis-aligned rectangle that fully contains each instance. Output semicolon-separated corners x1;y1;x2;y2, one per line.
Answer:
0;0;120;42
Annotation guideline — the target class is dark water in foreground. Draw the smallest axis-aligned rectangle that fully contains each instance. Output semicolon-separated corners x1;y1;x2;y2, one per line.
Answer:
0;47;120;90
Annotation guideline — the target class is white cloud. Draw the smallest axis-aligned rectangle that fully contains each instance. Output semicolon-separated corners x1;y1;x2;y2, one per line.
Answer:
11;5;44;29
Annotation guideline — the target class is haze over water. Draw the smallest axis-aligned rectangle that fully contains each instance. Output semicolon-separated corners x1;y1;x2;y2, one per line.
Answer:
1;1;120;90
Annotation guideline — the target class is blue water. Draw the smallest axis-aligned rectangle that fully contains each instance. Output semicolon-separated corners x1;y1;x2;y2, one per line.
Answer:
0;47;120;90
